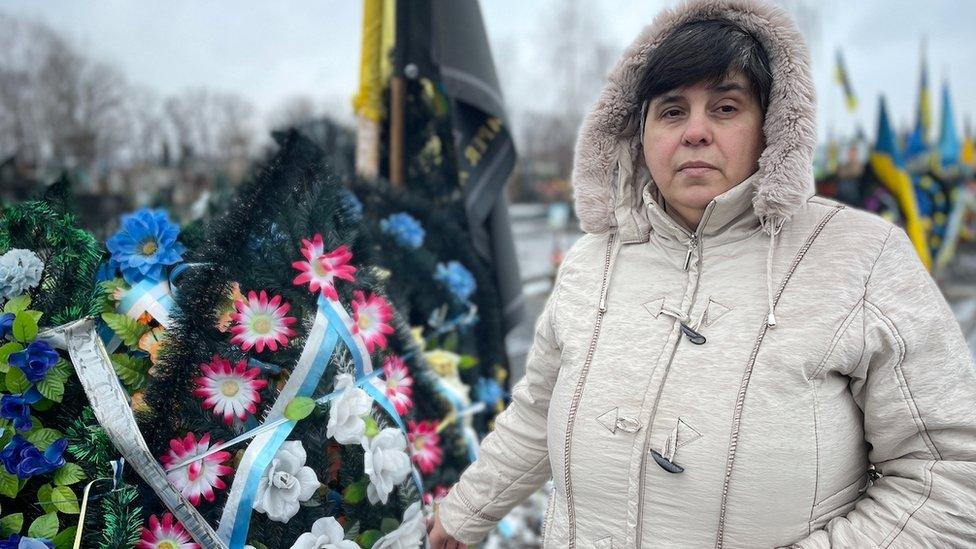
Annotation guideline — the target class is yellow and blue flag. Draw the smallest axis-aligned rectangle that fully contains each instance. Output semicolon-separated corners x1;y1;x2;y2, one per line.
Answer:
833;49;857;112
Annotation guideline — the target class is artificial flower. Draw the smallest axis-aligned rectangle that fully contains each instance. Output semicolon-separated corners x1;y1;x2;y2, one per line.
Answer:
0;535;53;549
193;355;268;425
373;501;426;549
474;377;505;407
434;261;477;303
0;436;66;479
137;513;199;549
254;441;320;523
106;208;186;284
362;428;412;505
215;282;245;332
160;433;233;506
290;516;360;549
230;290;298;353
0;388;41;431
374;355;413;416
327;373;373;445
423;486;450;506
0;313;14;339
423;349;460;378
8;340;60;383
342;191;364;223
350;291;394;353
138;325;166;364
380;212;425;249
292;235;357;300
0;249;44;300
407;420;443;475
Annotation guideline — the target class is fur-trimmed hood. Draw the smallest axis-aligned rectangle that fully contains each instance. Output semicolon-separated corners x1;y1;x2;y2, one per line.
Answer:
571;0;817;238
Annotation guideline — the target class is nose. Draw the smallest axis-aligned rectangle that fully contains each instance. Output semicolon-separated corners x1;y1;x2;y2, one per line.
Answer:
681;110;713;146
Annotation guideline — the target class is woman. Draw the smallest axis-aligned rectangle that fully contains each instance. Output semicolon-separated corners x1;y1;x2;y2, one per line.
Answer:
430;0;976;547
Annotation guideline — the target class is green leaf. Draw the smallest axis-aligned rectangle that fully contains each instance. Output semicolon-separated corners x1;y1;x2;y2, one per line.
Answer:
25;428;62;451
12;311;38;343
458;355;479;370
363;416;379;438
36;376;64;403
32;398;55;411
3;294;30;314
342;478;367;505
53;463;84;486
358;529;382;549
284;396;316;421
5;367;30;394
100;313;149;347
380;517;400;535
47;359;72;383
27;512;58;539
37;483;56;514
51;485;80;514
52;526;77;549
25;310;43;324
110;353;150;392
0;476;16;500
0;513;23;536
0;342;23;372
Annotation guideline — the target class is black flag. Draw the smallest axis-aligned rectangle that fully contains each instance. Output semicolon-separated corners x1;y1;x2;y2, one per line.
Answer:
396;0;525;334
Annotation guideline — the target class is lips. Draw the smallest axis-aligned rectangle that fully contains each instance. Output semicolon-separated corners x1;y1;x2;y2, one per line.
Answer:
677;161;717;171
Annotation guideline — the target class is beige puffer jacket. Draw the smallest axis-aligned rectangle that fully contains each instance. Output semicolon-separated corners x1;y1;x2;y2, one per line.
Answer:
438;0;976;547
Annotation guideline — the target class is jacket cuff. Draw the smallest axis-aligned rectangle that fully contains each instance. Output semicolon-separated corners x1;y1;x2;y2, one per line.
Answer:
438;484;501;545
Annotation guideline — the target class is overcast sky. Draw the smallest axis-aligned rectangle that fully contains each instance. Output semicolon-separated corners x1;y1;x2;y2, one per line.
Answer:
4;0;974;144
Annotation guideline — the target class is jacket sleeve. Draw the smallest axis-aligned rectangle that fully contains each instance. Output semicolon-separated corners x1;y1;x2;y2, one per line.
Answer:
793;226;976;548
437;273;564;545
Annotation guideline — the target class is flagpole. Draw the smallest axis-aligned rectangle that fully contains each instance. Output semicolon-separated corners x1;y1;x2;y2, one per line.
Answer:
389;0;406;188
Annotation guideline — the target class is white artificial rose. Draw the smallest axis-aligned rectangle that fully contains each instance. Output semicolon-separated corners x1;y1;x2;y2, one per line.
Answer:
362;428;412;505
290;516;361;549
373;501;426;549
327;373;373;445
254;441;321;523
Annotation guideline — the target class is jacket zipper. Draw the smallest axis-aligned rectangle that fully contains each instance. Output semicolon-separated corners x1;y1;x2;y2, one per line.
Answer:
634;204;714;548
564;233;616;548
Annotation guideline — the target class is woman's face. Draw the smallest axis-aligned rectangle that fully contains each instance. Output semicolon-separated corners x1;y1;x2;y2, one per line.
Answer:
641;72;765;229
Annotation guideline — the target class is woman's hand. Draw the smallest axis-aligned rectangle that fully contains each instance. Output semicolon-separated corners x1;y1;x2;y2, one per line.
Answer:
426;510;467;549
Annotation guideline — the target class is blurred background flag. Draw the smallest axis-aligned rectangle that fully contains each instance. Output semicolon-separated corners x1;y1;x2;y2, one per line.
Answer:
834;49;858;112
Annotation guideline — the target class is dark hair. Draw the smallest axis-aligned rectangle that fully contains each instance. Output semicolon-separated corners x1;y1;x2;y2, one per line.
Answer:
636;19;772;114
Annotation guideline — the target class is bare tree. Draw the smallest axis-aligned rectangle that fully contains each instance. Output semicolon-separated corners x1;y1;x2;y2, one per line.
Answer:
268;94;318;131
165;88;255;163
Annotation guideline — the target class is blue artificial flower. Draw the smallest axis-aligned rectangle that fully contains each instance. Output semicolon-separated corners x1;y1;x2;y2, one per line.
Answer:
0;535;54;549
0;249;44;300
0;313;13;339
380;212;425;249
1;437;67;479
434;261;477;302
8;341;59;383
342;190;364;223
474;377;505;407
0;435;31;477
106;208;186;284
0;388;42;432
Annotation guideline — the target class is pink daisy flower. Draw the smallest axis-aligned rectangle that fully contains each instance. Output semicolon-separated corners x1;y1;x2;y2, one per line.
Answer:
230;290;298;353
138;513;199;549
292;235;357;300
379;355;414;415
350;290;395;353
192;355;268;425
407;420;443;475
160;433;233;506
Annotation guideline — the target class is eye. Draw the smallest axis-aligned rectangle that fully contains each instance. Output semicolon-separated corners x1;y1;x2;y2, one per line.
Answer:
716;104;737;114
662;108;683;119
